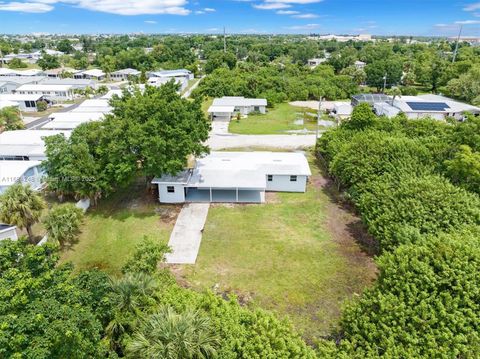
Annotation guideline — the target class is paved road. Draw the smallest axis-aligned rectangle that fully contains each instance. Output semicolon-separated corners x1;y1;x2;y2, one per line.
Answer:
26;101;83;129
208;121;317;150
166;203;210;264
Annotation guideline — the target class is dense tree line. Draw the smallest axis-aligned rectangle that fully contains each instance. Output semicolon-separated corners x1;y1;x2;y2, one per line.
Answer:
0;237;316;358
316;105;480;356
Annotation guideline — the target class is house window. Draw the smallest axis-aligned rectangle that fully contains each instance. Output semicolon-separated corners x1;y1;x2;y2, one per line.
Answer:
267;175;273;182
290;175;297;182
167;186;175;193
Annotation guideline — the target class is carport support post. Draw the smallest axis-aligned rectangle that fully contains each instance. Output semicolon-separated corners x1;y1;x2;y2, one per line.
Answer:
209;188;212;202
236;188;239;202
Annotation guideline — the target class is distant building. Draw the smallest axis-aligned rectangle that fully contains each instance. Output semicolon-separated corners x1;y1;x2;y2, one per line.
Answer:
208;97;267;121
373;94;480;121
307;58;327;68
351;93;391;107
110;68;141;81
74;69;105;81
354;60;366;70
15;84;74;102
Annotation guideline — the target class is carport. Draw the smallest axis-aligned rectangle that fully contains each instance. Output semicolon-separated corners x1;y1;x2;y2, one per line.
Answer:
185;187;265;203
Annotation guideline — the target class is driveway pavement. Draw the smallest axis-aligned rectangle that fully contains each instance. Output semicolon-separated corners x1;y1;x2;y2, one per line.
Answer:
166;203;210;264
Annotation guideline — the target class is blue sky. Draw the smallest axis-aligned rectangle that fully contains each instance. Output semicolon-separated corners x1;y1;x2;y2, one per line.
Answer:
0;0;479;36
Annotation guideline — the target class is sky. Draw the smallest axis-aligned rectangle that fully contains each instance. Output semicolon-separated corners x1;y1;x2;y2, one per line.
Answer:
0;0;479;36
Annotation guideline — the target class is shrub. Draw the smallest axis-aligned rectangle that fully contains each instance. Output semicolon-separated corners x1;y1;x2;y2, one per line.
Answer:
43;203;84;248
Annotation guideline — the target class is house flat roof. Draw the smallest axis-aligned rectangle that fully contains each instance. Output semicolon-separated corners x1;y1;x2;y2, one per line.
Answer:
80;69;105;77
153;152;311;189
16;84;73;92
0;76;46;85
212;96;267;107
112;68;141;75
48;112;105;121
150;69;191;77
0;93;44;101
0;130;70;158
207;105;235;113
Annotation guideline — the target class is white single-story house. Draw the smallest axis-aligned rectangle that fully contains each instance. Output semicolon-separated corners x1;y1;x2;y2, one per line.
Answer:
74;69;105;81
40;77;97;90
101;89;123;99
331;102;353;120
42;112;105;130
0;94;48;112
208;97;267;121
374;95;480;121
0;68;44;77
0;130;70;161
148;69;194;81
147;76;186;91
354;60;366;70
44;67;81;78
0;160;45;193
0;224;18;241
72;99;112;114
152;152;311;204
15;84;75;102
308;58;327;68
111;68;141;81
0;76;46;94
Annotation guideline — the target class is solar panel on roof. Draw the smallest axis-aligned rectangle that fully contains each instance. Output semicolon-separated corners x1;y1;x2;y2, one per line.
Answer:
406;102;450;111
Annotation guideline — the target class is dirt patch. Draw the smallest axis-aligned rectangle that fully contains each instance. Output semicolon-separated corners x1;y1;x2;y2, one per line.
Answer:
265;192;281;204
156;205;182;224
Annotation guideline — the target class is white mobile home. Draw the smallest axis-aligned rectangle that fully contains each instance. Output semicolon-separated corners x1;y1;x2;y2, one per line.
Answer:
72;99;112;114
0;130;70;161
0;224;18;241
15;84;74;102
42;112;105;130
0;94;48;112
111;68;141;81
0;160;45;193
74;69;105;81
208;97;267;121
152;152;311;204
40;77;97;90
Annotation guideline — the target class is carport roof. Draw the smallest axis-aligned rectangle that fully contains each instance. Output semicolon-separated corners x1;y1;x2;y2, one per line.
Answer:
207;105;235;113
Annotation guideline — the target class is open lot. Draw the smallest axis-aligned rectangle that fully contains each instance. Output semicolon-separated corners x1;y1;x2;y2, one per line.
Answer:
228;103;317;135
60;180;178;275
176;154;377;340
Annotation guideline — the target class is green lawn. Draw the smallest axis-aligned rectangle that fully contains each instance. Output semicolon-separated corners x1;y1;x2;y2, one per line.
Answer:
60;181;178;275
228;103;318;135
180;154;377;340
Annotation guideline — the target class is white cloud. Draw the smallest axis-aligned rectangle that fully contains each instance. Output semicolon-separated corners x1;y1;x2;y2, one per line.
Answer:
253;2;290;9
292;13;318;18
0;0;191;15
204;7;215;12
266;0;322;3
144;20;157;24
276;9;299;14
0;1;54;12
455;19;480;24
463;2;480;11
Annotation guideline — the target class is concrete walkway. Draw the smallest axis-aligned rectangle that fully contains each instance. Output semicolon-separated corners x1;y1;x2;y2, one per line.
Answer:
166;203;210;264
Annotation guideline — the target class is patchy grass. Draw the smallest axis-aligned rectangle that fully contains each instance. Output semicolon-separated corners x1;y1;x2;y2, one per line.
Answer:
201;97;213;118
178;153;377;341
60;180;178;275
229;103;317;135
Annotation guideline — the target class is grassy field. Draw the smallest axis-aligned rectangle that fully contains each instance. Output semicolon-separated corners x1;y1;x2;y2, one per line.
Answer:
228;103;317;135
178;154;377;340
60;180;178;275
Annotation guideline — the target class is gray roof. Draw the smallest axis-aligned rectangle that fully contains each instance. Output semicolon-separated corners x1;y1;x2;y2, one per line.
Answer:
0;76;46;85
213;96;267;107
352;93;390;104
112;68;141;75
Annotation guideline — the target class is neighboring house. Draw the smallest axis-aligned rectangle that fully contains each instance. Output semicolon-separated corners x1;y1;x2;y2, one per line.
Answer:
15;84;74;102
208;97;267;121
354;60;366;70
374;95;480;121
72;99;112;114
0;160;45;193
148;69;193;90
0;76;46;94
0;130;70;160
40;77;97;90
74;69;105;81
42;112;105;130
44;67;80;78
351;93;391;107
308;58;327;68
0;68;44;77
152;152;311;204
0;94;48;112
110;68;141;81
331;102;353;120
0;224;18;241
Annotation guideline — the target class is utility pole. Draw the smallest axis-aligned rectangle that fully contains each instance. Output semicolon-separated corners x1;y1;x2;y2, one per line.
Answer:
382;73;387;93
0;48;3;68
316;96;323;139
452;25;463;63
223;27;227;53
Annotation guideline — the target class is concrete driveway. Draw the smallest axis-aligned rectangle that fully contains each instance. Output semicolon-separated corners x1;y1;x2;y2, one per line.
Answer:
166;203;210;264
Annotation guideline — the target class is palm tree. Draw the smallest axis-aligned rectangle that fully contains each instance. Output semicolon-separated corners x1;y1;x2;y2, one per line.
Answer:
0;183;45;243
126;306;219;359
0;106;25;132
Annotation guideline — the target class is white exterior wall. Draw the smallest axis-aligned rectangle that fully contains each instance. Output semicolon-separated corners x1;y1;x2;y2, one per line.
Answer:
266;175;308;192
237;105;266;115
0;227;18;241
17;90;73;101
405;112;445;121
158;184;186;203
